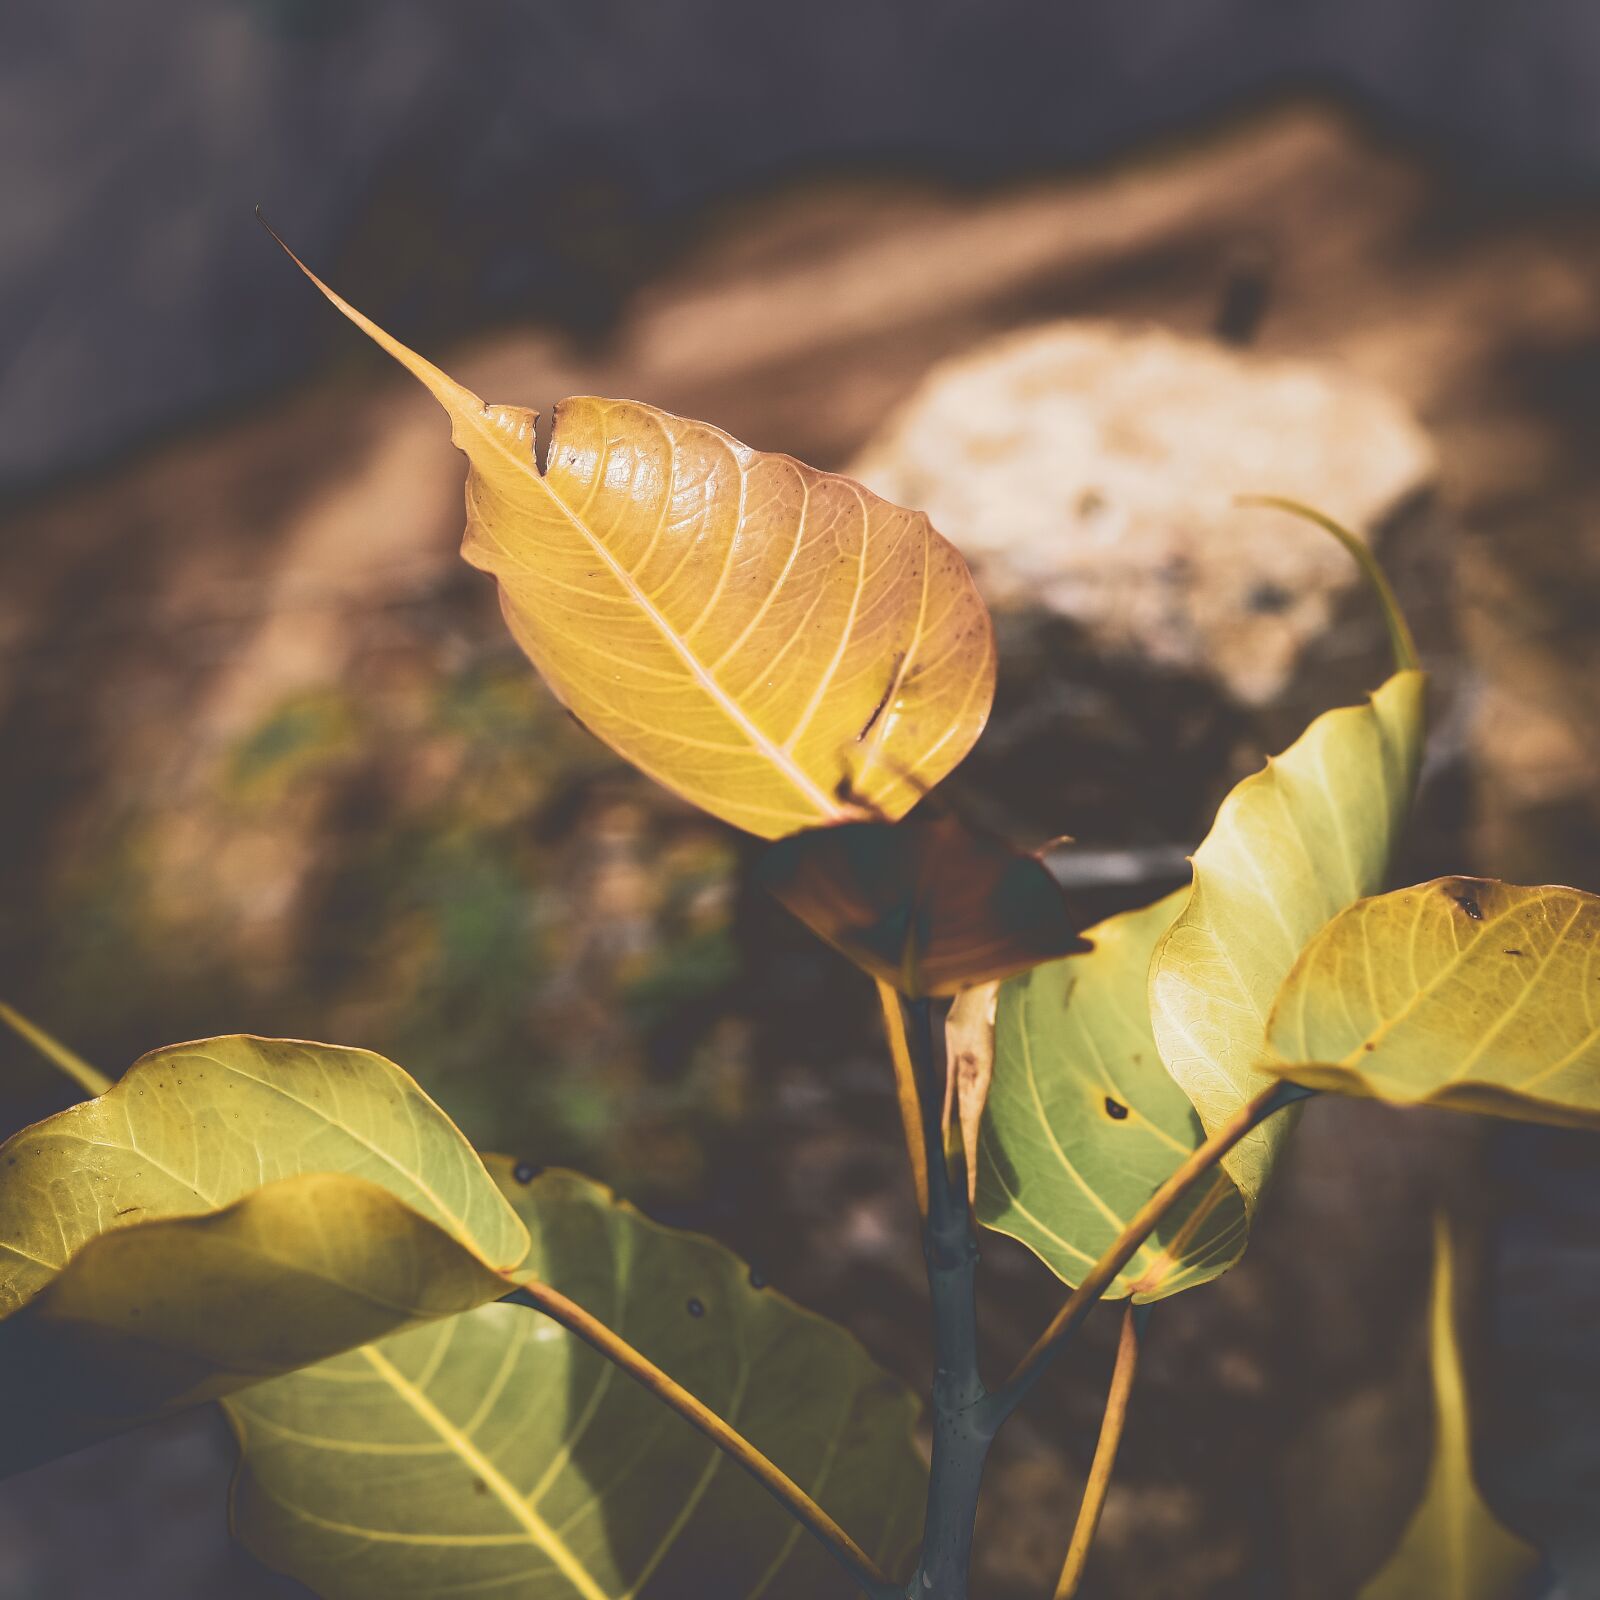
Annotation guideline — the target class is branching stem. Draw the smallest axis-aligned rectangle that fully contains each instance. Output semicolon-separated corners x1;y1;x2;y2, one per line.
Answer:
902;995;993;1600
502;1278;899;1600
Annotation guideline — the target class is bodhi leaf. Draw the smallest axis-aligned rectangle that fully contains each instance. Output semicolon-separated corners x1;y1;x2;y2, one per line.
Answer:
0;1036;527;1474
1149;667;1426;1204
227;1160;924;1600
981;665;1424;1299
1356;1217;1539;1600
757;811;1088;996
277;234;996;840
1266;877;1600;1129
977;890;1249;1301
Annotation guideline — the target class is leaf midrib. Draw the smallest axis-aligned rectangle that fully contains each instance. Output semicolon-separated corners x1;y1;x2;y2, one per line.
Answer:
465;402;849;825
360;1342;612;1600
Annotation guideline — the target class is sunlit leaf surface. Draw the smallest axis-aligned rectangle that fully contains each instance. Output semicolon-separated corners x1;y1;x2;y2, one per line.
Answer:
1149;669;1426;1202
0;1037;526;1473
1356;1218;1539;1600
228;1161;924;1600
1267;877;1600;1128
286;250;996;839
977;890;1248;1300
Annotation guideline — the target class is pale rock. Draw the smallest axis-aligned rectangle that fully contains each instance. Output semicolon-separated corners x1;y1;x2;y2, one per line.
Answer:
852;322;1436;705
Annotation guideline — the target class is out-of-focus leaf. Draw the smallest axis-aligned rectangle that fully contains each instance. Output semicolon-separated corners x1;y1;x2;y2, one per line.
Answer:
0;1037;527;1473
228;1161;924;1600
1356;1217;1539;1600
944;980;999;1205
977;890;1248;1301
1267;877;1600;1128
1149;669;1426;1201
281;243;995;839
757;812;1089;996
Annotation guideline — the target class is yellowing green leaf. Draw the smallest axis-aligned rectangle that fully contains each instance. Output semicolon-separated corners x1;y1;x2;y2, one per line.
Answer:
1356;1217;1539;1600
0;1037;527;1473
1267;877;1600;1128
285;245;995;839
228;1161;924;1600
977;890;1248;1301
1149;669;1426;1203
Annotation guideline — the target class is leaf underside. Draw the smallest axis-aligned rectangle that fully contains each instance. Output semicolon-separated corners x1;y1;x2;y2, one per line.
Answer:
228;1161;925;1600
1268;876;1600;1128
979;671;1426;1299
1149;669;1426;1202
0;1036;525;1473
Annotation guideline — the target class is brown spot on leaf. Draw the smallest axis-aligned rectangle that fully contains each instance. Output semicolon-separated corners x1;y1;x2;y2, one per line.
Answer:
856;654;904;742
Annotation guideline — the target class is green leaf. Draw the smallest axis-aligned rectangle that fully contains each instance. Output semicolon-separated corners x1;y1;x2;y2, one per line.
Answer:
1266;877;1600;1128
979;672;1427;1299
227;1160;924;1600
976;890;1249;1300
1149;669;1426;1203
0;1036;527;1473
1356;1217;1539;1600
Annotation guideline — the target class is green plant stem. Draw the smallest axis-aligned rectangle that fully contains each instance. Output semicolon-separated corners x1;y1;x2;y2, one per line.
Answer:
1236;496;1419;673
503;1278;899;1600
902;996;994;1600
0;1001;112;1097
986;1079;1310;1423
1054;1302;1149;1599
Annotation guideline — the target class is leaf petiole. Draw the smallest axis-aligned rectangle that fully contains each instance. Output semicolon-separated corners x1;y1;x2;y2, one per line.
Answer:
1053;1301;1150;1598
987;1079;1311;1423
0;1000;112;1097
876;979;931;1221
501;1277;901;1600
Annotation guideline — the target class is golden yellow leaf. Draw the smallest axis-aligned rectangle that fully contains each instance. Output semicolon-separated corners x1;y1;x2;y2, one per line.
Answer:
1267;877;1600;1128
279;237;996;838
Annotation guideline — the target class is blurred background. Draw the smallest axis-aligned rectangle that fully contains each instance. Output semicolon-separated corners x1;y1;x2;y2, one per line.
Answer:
5;2;1600;1596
